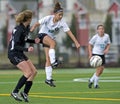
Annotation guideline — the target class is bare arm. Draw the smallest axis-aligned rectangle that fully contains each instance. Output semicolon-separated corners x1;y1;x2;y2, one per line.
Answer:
88;44;93;59
104;44;110;54
66;30;80;49
30;22;40;32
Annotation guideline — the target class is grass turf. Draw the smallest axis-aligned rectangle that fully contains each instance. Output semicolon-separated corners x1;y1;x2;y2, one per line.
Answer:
0;68;120;104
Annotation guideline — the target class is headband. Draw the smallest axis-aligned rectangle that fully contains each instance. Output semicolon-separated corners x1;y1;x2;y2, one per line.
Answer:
54;9;63;13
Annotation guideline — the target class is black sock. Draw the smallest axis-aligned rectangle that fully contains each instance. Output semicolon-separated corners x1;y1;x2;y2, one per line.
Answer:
13;75;27;93
24;81;33;94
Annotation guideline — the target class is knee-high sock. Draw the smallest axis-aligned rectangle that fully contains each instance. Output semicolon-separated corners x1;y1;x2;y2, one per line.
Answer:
45;66;53;80
49;49;56;64
24;81;33;95
90;73;96;83
94;74;99;86
13;75;27;93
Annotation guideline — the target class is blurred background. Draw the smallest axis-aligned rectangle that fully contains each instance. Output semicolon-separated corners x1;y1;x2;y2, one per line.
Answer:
0;0;120;69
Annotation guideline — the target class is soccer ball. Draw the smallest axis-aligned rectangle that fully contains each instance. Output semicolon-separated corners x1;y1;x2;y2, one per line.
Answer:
90;55;102;67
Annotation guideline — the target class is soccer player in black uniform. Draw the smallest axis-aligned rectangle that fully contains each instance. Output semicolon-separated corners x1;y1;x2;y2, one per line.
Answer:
8;10;38;102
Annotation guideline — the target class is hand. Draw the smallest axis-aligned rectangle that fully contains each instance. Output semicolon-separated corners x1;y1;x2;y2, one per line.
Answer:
89;54;92;59
30;27;34;32
75;42;80;49
28;46;34;52
104;49;109;55
35;38;40;43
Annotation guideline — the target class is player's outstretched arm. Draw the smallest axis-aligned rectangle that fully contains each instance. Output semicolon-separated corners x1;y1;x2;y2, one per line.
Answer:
66;30;80;49
30;22;40;32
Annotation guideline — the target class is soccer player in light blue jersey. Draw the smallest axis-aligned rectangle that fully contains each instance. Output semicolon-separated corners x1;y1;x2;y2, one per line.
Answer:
88;24;111;88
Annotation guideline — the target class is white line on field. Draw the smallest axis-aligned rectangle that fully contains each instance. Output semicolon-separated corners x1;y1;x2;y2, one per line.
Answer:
73;76;120;82
0;76;120;84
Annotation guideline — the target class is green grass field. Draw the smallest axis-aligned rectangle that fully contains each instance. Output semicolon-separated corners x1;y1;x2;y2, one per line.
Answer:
0;68;120;104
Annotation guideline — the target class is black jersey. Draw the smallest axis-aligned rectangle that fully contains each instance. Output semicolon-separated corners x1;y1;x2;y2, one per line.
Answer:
8;23;35;53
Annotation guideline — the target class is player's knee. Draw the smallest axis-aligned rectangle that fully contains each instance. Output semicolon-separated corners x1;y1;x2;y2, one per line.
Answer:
25;72;32;78
45;57;50;62
50;41;56;48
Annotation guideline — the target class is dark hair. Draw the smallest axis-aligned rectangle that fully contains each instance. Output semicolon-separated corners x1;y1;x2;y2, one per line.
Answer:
53;2;63;13
97;24;104;30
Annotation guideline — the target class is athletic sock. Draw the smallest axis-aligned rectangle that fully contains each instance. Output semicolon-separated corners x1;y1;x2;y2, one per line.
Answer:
45;66;53;80
94;74;99;87
49;49;56;64
24;81;33;94
90;73;96;82
13;75;28;93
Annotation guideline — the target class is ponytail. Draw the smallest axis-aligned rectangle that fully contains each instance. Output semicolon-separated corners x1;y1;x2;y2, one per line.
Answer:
53;2;63;13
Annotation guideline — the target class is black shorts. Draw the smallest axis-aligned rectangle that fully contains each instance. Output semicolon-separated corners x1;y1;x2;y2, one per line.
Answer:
8;52;28;65
38;33;50;48
92;54;105;65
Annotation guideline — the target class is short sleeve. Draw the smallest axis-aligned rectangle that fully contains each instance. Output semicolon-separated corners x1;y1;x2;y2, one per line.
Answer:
61;20;70;32
38;16;50;25
89;35;97;45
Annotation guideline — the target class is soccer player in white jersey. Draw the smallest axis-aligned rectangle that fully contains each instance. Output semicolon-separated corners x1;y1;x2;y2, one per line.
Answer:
30;2;80;87
88;24;111;88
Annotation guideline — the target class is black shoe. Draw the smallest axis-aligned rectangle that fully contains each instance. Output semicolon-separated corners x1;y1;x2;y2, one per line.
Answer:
45;79;56;87
94;85;100;89
20;92;29;102
88;79;93;88
51;60;62;68
11;92;22;101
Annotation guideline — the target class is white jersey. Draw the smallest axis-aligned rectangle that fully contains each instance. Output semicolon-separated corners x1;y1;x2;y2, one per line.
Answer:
38;15;70;39
89;33;111;55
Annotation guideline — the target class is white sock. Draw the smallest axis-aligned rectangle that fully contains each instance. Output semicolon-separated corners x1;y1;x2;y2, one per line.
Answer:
90;73;96;82
49;49;56;64
94;74;99;87
45;66;53;80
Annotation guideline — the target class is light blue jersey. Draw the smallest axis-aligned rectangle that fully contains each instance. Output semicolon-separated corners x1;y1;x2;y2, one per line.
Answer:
89;33;111;55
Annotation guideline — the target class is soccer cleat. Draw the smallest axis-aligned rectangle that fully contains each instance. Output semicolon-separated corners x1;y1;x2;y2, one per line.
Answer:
45;79;56;87
94;85;100;89
20;91;29;102
11;92;22;101
51;60;62;68
88;79;93;88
